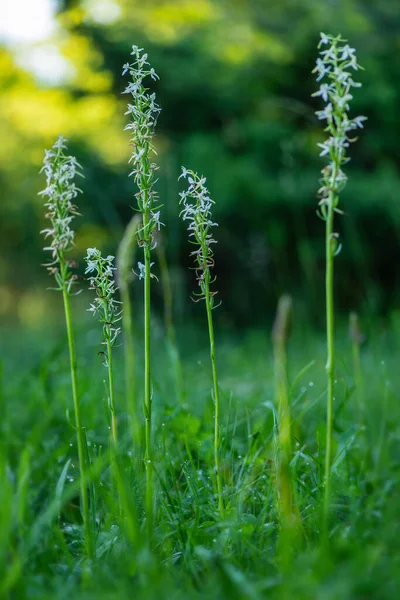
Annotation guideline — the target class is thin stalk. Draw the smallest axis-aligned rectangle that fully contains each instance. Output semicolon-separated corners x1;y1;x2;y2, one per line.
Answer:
143;241;153;537
323;193;335;530
312;32;366;537
204;274;224;518
122;47;162;539
62;285;92;560
106;334;117;443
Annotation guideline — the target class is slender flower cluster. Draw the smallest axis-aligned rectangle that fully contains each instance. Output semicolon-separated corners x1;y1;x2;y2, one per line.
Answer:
123;46;163;536
179;167;223;516
312;33;366;216
313;34;366;531
40;136;92;557
85;248;121;350
40;135;82;291
123;46;163;247
179;168;218;301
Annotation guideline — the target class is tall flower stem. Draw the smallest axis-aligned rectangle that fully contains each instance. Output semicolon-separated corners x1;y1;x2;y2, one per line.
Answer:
62;284;92;560
122;46;163;539
204;274;224;517
39;136;92;560
85;249;121;443
178;167;223;517
323;194;335;528
312;33;366;534
143;242;154;536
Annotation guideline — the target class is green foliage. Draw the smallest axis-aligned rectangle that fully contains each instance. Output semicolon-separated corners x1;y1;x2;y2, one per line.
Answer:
1;0;400;323
1;321;400;598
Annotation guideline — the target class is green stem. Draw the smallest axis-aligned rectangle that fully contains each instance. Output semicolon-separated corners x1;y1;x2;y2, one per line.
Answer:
143;242;153;537
204;275;224;518
62;287;93;560
106;335;117;443
120;281;140;447
323;193;335;531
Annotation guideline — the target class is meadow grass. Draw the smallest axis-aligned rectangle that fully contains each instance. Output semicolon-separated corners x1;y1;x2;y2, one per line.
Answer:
0;318;399;599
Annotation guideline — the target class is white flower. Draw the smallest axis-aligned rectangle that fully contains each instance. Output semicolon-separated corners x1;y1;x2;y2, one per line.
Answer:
314;58;331;82
316;102;333;121
318;139;333;157
54;135;67;150
179;166;189;180
137;261;146;279
319;32;330;46
336;93;353;110
151;210;164;231
136;261;155;280
131;45;144;56
340;45;356;60
313;83;331;102
352;115;367;129
86;247;100;258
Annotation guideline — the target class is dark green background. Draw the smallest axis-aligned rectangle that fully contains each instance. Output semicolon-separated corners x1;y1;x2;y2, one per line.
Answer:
1;0;399;327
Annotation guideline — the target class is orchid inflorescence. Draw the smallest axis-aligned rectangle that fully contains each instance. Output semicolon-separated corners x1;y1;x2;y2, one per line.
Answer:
312;33;366;218
179;168;218;302
123;45;163;250
40;135;83;291
85;248;121;351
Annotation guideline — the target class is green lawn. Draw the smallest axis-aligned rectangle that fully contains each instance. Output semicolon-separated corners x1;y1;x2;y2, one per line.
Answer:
1;315;399;599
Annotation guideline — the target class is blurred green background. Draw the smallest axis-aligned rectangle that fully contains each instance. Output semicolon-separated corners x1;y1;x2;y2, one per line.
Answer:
1;0;399;330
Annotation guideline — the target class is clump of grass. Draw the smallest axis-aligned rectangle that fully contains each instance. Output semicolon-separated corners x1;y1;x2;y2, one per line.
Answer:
123;46;164;536
85;248;121;443
312;32;366;529
178;167;224;517
39;135;92;559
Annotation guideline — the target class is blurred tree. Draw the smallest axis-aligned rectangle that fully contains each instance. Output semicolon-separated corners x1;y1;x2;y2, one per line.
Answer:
1;0;399;325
